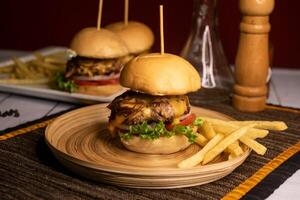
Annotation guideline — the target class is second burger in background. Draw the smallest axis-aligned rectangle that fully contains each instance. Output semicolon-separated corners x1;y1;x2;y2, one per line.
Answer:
56;27;132;96
106;21;154;58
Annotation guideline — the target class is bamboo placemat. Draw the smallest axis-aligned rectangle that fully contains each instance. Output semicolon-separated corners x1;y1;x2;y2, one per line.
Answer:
0;89;299;200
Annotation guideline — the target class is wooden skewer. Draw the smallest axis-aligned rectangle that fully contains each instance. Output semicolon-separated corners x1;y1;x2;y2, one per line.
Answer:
160;5;165;55
97;0;103;30
124;0;129;26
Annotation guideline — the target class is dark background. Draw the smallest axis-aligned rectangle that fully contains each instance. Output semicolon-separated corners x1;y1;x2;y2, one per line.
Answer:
1;0;299;68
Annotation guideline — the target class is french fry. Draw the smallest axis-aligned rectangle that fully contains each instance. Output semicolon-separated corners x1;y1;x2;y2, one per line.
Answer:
49;51;67;57
178;133;224;168
201;117;269;139
200;120;244;156
239;135;267;155
31;60;64;72
228;121;287;131
0;51;67;86
44;57;67;65
44;51;67;65
0;65;13;73
225;141;244;156
14;66;27;78
12;57;34;79
202;125;254;165
0;78;50;84
28;65;41;77
33;52;45;61
176;116;288;168
194;132;208;147
204;118;266;154
199;121;216;139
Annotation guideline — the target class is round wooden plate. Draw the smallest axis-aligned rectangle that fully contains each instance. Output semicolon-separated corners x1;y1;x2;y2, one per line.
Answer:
45;104;250;188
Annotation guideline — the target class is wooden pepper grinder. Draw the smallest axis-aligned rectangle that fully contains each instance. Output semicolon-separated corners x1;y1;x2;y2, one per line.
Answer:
233;0;275;112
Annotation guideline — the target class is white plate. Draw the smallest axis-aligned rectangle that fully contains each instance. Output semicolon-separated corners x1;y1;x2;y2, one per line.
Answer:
0;47;126;104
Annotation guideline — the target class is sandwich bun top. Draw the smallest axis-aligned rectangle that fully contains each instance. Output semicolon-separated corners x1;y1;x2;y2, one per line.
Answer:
120;53;201;95
105;21;154;54
70;27;129;59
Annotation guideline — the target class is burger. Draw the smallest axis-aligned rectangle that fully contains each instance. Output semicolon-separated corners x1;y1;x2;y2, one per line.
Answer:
106;21;154;56
107;53;201;154
56;27;132;96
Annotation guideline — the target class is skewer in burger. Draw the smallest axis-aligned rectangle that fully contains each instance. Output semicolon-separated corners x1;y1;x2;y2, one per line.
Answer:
107;53;202;154
56;27;132;96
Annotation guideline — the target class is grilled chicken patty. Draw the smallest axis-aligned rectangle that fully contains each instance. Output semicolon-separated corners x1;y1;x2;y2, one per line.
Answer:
107;91;190;135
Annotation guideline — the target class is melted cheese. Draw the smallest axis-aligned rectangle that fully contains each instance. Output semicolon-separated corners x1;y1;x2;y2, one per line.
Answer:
143;107;151;118
107;115;126;136
168;97;187;117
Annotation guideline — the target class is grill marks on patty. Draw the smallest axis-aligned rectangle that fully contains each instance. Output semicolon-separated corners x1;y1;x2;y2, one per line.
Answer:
108;91;190;125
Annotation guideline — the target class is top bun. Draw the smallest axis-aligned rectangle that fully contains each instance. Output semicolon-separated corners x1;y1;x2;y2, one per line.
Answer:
120;53;201;95
105;21;154;54
70;27;129;59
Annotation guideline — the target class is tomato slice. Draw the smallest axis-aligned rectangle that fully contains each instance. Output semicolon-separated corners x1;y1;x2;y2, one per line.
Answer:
165;123;173;131
179;113;196;126
74;78;119;86
166;113;196;131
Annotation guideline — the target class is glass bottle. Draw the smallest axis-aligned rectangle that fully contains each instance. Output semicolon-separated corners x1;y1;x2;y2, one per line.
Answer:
181;0;233;91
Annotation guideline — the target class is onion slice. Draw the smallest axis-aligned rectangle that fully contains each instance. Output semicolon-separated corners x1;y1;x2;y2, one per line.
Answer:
179;111;192;121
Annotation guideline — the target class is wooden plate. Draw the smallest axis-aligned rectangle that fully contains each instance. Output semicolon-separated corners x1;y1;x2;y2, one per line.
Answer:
45;104;250;188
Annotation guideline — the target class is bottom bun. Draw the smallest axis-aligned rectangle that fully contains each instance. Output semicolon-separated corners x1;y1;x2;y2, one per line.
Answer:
120;134;191;154
77;84;123;96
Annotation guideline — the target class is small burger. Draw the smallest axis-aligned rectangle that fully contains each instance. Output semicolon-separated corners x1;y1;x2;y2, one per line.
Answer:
106;21;154;56
107;53;202;154
56;27;132;96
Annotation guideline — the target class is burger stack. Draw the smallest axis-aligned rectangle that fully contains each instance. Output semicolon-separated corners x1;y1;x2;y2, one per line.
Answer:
107;53;201;154
58;21;154;96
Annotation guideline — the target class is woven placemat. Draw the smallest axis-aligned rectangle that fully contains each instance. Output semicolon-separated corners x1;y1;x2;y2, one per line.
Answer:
0;89;299;200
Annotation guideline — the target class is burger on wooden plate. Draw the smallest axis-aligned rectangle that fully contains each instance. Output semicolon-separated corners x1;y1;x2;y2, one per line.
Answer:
107;53;202;154
56;27;132;96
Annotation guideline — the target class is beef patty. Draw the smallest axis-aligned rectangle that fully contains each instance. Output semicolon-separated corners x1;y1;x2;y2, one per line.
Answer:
108;91;190;126
65;55;133;78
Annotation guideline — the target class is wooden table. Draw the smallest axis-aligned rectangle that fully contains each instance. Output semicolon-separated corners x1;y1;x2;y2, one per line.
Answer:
0;49;299;200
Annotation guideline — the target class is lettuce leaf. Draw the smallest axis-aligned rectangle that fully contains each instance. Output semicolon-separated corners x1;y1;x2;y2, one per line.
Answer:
193;117;203;126
54;72;78;92
121;120;200;143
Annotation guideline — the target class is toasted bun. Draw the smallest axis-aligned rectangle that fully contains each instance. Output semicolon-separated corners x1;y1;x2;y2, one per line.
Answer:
120;53;201;95
120;134;191;154
77;84;123;96
106;21;154;54
70;27;129;59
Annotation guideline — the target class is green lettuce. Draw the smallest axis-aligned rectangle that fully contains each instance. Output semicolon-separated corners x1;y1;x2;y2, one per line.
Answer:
54;73;78;92
121;119;202;143
193;117;204;126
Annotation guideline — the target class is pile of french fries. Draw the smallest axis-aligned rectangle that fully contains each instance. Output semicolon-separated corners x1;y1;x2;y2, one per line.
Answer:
0;51;67;84
178;117;288;168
